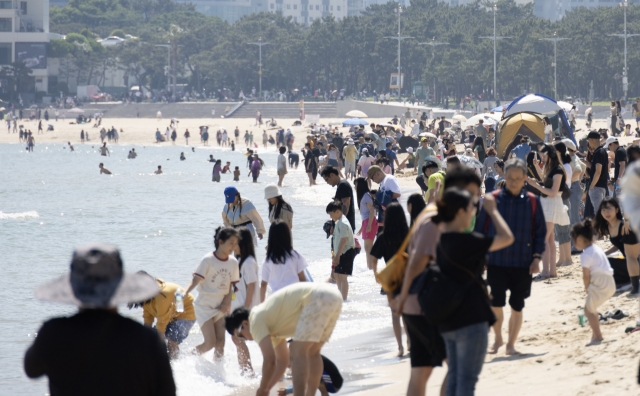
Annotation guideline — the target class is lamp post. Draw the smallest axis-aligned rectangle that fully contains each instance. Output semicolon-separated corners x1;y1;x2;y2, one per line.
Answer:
384;4;413;98
247;37;272;101
609;0;638;102
419;38;448;104
480;4;511;104
540;32;571;101
154;44;170;93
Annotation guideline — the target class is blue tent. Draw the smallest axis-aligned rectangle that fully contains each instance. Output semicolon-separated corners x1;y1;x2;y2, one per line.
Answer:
504;93;576;144
342;118;368;126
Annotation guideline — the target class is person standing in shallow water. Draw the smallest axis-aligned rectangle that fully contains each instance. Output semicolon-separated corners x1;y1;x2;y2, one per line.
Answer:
184;227;239;361
222;186;266;245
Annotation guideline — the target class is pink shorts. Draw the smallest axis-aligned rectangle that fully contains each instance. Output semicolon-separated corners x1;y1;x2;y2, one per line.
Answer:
361;219;379;241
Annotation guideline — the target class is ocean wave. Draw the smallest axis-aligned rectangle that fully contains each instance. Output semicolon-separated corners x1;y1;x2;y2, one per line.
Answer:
0;211;40;220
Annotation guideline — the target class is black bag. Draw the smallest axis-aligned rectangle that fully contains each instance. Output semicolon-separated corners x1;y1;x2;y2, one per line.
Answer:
417;263;468;325
561;181;572;201
417;244;488;325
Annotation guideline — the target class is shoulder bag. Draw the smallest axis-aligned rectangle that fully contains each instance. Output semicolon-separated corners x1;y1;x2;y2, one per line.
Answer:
418;243;490;325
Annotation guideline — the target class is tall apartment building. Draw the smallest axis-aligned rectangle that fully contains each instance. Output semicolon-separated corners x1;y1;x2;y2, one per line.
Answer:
187;0;268;24
266;0;347;24
533;0;635;22
0;0;50;94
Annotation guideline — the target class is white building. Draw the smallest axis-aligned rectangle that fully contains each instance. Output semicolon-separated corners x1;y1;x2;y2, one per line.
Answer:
267;0;349;24
0;0;50;94
532;0;634;22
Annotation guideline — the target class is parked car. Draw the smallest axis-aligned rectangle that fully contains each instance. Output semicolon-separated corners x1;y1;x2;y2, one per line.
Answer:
98;37;126;47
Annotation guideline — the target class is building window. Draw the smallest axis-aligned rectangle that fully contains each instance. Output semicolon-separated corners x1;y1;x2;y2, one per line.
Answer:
330;5;333;10
315;5;319;10
309;5;312;9
20;1;26;14
0;43;11;65
270;3;274;8
293;4;297;9
0;17;11;32
0;1;13;9
286;4;290;8
293;16;297;21
337;5;340;10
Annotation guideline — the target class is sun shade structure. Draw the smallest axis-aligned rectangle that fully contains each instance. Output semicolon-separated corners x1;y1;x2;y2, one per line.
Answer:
496;112;545;158
346;110;368;118
342;118;368;126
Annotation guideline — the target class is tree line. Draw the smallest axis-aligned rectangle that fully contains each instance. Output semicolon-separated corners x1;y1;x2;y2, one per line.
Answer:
47;0;640;103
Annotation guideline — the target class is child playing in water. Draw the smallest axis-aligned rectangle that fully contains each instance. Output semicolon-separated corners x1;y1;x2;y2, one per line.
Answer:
571;219;616;345
326;201;357;301
233;166;240;182
185;227;239;360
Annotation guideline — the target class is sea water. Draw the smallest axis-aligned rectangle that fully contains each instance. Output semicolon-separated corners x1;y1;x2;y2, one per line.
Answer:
0;142;417;395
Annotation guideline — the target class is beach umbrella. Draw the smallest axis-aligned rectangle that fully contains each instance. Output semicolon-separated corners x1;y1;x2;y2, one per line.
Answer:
342;118;368;126
419;132;437;139
346;110;368;118
0;107;5;111
452;114;467;123
448;155;483;170
67;108;84;114
556;101;573;112
463;113;501;128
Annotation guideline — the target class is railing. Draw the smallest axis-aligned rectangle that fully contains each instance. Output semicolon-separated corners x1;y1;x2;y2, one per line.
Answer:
224;101;245;117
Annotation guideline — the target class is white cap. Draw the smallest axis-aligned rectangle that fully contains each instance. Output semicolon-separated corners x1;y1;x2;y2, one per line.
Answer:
605;137;619;147
407;147;414;153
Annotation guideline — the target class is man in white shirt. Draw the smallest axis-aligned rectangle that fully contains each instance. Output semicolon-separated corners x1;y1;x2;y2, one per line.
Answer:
366;165;401;200
411;121;420;136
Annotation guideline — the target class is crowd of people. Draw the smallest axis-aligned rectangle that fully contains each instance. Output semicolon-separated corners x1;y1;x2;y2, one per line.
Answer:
21;103;640;396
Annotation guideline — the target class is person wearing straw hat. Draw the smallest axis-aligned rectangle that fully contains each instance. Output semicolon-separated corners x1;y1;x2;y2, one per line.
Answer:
24;243;175;395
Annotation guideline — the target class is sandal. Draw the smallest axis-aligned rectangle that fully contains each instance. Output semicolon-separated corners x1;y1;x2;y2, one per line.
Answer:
610;309;629;320
533;274;549;281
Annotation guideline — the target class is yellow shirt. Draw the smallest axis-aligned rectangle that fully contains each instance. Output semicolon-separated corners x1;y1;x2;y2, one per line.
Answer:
343;145;357;162
142;279;196;333
249;283;326;346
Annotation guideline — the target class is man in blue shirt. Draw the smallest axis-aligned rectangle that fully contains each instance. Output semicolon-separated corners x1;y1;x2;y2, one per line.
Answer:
510;136;532;160
385;142;400;174
475;158;546;356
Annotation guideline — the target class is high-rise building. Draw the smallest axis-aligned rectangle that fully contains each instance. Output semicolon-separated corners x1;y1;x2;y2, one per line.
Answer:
188;0;268;24
532;0;634;22
266;0;348;24
0;0;51;94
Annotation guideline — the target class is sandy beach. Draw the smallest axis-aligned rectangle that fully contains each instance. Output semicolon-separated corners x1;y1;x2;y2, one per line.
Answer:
5;114;640;395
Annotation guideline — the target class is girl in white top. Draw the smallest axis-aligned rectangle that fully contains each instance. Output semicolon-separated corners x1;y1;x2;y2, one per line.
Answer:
231;227;261;374
261;221;308;301
185;227;240;360
571;219;616;345
543;116;553;143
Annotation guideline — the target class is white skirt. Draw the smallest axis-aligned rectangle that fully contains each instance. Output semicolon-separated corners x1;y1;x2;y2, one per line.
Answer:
194;293;226;327
541;195;570;226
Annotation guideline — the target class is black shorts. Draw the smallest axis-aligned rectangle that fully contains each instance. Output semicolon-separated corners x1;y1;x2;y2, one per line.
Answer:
403;314;446;368
334;248;356;275
487;266;532;312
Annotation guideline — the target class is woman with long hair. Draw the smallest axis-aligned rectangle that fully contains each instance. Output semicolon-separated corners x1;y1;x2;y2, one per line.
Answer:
554;142;573;267
527;144;570;278
431;188;513;395
526;151;542;196
371;203;411;356
473;136;486;163
593;197;640;294
502;134;523;161
222;186;266;245
231;227;260;373
264;184;293;229
260;220;307;301
543;117;552;143
354;177;378;269
185;227;240;360
407;193;427;226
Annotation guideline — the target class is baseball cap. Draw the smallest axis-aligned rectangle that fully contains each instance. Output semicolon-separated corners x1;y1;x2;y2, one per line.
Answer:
224;186;239;203
407;147;414;153
605;137;619;147
367;165;382;179
35;243;159;308
420;137;428;142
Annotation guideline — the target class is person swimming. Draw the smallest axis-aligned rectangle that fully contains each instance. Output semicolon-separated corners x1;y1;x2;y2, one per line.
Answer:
180;152;186;161
154;165;163;175
99;163;111;175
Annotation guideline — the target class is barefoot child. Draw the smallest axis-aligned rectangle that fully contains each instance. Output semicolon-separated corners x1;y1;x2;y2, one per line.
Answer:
185;227;239;360
231;227;261;374
571;219;616;344
233;166;241;182
326;201;357;301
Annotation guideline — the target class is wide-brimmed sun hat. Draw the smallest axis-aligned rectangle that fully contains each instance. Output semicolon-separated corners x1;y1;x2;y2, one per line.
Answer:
35;243;159;308
264;184;282;200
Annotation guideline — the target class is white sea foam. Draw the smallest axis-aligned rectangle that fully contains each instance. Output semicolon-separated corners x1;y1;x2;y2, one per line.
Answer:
0;211;39;220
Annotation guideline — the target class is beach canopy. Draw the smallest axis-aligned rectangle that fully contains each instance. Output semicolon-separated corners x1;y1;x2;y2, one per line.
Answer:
504;94;562;117
495;112;545;157
342;118;368;126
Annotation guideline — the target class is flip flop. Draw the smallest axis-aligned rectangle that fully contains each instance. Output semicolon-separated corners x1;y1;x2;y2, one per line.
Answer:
610;309;629;320
533;274;549;281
